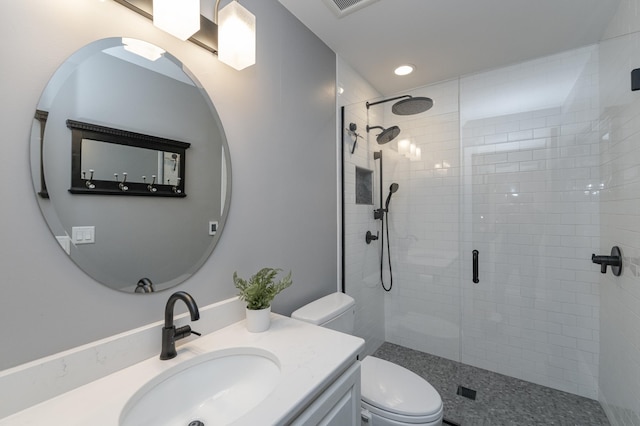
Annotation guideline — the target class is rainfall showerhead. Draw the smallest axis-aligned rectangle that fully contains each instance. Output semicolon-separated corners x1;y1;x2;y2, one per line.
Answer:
367;125;400;144
367;95;434;115
392;96;433;115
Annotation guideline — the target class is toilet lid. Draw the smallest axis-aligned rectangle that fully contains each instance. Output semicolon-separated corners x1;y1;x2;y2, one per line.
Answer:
291;292;355;325
361;356;442;418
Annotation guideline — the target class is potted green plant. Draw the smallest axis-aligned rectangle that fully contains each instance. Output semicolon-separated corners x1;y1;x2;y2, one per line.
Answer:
233;267;292;332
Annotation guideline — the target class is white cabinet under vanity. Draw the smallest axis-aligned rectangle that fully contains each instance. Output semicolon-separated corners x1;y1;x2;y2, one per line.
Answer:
292;361;361;425
0;298;364;426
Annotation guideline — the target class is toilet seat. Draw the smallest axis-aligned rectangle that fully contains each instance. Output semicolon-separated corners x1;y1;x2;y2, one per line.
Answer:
361;356;443;423
361;399;443;424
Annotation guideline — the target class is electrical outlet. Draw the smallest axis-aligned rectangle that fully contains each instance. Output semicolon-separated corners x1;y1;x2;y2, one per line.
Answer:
632;68;640;91
209;221;218;236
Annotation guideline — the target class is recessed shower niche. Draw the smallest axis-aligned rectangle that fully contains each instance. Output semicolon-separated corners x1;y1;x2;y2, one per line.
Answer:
355;166;373;205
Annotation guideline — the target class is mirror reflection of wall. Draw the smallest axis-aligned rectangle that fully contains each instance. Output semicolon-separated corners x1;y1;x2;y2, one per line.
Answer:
163;152;180;186
80;140;180;185
32;38;231;293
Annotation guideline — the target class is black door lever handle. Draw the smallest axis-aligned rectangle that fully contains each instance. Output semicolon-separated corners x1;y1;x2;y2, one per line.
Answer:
473;250;479;284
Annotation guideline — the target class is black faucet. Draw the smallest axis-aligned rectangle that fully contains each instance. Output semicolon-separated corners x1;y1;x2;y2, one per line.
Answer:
160;291;201;360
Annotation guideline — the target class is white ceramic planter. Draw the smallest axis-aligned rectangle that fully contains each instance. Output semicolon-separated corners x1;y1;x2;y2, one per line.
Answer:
245;306;271;332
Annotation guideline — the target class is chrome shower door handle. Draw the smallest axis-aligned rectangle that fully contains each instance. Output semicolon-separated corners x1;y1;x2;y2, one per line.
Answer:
472;250;479;284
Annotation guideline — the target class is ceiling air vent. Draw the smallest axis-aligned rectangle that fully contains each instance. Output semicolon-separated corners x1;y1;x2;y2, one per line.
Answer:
322;0;380;18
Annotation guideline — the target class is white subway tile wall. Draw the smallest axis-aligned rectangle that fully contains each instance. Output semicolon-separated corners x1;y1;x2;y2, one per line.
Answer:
598;16;640;425
338;57;386;357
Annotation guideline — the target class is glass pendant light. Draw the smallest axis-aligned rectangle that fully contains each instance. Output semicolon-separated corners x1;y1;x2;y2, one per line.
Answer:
218;0;256;70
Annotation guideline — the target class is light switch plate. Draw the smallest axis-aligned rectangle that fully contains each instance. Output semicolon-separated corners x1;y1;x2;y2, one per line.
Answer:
72;226;95;244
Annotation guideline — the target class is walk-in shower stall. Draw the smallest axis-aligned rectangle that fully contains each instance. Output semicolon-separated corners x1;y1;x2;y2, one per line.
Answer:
343;43;613;403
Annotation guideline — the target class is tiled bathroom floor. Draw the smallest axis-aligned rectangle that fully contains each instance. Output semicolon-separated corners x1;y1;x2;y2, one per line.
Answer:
372;343;610;426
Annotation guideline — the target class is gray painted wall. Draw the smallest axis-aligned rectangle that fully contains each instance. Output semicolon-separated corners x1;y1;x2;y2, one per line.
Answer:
0;0;337;370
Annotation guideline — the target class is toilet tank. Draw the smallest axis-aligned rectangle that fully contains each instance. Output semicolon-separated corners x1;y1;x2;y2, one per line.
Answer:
291;292;355;334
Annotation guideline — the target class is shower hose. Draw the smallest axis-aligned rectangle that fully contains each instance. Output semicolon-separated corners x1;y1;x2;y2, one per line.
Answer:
380;212;393;292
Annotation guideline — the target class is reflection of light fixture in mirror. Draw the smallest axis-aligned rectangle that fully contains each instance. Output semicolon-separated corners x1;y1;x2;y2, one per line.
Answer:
217;0;256;70
397;138;410;156
122;38;165;61
398;138;421;161
153;0;200;41
407;144;422;161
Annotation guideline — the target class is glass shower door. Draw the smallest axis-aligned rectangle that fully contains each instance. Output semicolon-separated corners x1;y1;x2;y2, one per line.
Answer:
459;46;602;397
372;81;464;362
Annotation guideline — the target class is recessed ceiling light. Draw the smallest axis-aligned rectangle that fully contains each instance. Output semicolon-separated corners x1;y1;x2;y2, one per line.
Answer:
394;64;414;76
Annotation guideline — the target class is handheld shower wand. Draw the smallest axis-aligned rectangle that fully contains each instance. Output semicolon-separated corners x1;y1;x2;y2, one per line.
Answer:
385;183;399;210
380;183;399;292
372;151;399;292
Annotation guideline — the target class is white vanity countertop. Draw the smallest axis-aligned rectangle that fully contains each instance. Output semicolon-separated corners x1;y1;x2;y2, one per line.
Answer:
0;315;364;425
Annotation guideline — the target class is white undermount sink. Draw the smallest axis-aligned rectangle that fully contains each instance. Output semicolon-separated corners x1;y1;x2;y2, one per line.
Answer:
119;348;281;426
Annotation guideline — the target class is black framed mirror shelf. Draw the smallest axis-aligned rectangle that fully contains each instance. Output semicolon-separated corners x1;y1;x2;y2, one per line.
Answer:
30;37;232;294
66;119;189;197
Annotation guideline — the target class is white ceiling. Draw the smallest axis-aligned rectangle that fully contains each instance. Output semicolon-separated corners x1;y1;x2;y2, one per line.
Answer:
277;0;620;96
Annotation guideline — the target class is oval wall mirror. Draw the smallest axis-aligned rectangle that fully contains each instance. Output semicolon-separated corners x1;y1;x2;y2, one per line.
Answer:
30;38;231;293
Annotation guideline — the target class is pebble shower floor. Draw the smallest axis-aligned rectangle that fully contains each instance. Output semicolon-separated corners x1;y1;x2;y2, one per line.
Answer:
372;343;610;426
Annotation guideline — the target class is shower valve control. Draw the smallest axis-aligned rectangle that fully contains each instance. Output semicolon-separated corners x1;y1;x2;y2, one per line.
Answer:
592;246;622;276
365;231;379;244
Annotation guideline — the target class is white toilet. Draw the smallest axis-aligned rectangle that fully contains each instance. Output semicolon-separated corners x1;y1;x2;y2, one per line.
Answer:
291;292;444;426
